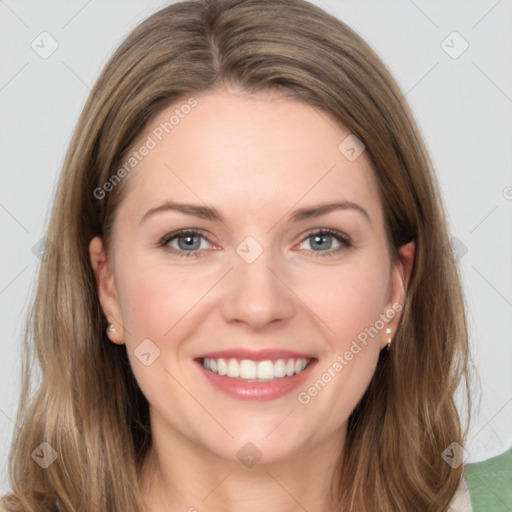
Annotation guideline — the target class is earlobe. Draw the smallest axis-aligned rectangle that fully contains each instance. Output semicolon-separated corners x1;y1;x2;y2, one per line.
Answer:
89;236;125;344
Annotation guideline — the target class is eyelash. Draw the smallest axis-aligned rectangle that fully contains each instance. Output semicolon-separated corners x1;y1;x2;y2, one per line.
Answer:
157;228;352;259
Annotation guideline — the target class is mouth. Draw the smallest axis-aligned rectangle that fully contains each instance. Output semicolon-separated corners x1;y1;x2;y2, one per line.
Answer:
199;356;314;382
194;349;318;400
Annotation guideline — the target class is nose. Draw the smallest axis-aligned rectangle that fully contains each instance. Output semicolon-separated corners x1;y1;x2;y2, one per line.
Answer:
220;247;296;331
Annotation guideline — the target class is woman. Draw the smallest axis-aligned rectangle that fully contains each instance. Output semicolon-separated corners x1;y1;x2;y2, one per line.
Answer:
1;0;472;510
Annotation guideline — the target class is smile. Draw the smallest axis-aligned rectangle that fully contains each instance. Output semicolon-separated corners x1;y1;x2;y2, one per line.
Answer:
195;348;317;400
201;357;311;381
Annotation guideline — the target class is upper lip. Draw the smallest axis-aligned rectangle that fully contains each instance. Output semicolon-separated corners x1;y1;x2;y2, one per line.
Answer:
195;348;317;362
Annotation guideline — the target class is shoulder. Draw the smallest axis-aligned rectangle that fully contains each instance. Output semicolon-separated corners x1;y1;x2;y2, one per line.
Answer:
464;447;512;512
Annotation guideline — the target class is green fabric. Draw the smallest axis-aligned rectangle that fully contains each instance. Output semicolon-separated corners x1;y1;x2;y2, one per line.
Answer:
465;447;512;511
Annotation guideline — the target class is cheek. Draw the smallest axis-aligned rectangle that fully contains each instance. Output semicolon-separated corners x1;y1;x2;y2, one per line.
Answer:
294;259;388;412
302;259;390;348
115;257;213;339
297;275;385;433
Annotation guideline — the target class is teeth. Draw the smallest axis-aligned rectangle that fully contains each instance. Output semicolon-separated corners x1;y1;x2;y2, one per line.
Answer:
240;359;257;379
257;360;274;379
217;358;228;376
274;359;286;378
227;359;239;378
286;359;295;377
201;357;311;381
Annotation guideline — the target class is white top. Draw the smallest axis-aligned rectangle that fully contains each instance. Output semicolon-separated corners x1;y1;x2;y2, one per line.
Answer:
449;477;473;511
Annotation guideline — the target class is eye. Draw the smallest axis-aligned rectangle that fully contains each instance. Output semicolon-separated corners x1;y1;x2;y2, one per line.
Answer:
296;228;352;257
158;229;213;258
158;228;352;258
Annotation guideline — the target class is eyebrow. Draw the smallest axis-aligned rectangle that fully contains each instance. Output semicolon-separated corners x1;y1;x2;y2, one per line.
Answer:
139;200;371;225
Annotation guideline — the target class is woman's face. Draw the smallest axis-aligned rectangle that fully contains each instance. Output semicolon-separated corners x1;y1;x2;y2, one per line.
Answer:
90;88;411;465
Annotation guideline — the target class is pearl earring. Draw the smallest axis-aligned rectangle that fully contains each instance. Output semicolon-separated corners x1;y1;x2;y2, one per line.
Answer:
386;328;392;350
107;324;116;334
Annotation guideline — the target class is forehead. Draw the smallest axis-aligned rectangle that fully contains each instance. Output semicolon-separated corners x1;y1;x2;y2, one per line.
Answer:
118;89;382;227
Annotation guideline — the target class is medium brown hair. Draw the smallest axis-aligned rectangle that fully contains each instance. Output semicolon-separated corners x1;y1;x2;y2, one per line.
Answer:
2;1;470;510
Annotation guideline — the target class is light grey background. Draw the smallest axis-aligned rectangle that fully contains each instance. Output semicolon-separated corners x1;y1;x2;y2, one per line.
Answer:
1;0;511;494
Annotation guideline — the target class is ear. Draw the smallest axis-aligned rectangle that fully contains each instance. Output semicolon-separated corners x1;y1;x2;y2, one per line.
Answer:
89;236;125;345
380;241;415;349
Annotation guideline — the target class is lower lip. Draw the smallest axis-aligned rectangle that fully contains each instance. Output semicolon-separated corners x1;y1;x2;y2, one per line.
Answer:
196;359;317;401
